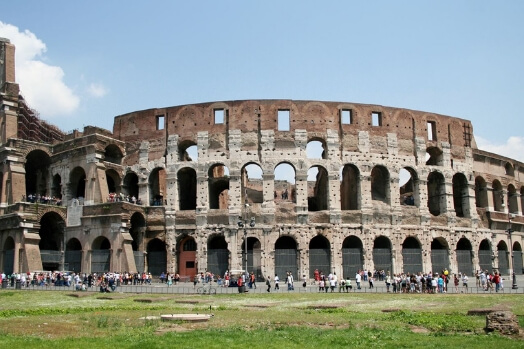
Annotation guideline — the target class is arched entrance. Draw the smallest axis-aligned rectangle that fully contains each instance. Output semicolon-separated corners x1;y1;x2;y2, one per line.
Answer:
207;235;229;277
373;236;392;274
91;237;111;274
147;238;166;276
242;237;263;280
513;242;523;275
342;236;363;278
39;212;65;271
275;236;298;280
130;213;146;272
70;167;86;200
478;239;492;273
430;238;449;274
25;150;51;197
497;241;509;275
309;235;331;278
65;238;82;273
178;236;197;280
3;237;15;275
178;168;197;210
402;237;423;274
456;238;473;276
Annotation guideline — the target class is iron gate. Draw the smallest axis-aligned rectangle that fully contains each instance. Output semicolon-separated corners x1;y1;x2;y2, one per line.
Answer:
402;248;423;274
147;251;166;276
3;250;14;275
244;251;263;281
456;250;473;276
40;250;61;270
91;250;110;274
373;248;392;273
309;248;330;278
514;251;524;274
275;248;297;280
430;250;449;274
478;250;492;273
65;250;82;273
207;249;228;277
342;248;363;278
134;251;145;273
497;250;509;275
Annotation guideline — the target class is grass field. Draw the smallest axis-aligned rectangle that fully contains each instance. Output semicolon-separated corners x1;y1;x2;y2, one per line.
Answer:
0;290;523;348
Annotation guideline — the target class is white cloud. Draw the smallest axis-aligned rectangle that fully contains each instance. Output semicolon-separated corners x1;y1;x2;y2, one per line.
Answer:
476;136;524;163
0;21;80;117
87;83;108;98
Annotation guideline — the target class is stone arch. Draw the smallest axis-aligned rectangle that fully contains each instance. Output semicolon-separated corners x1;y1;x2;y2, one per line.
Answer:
308;235;331;278
123;171;139;200
149;167;166;206
306;138;327;160
106;169;121;196
36;207;67;223
340;164;360;210
25;149;51;197
456;238;473;276
274;162;295;205
129;211;146;253
475;176;488;208
241;236;263;280
51;174;62;200
147;238;166;276
452;173;470;218
69;166;86;200
208;164;230;209
426;146;443;166
178;167;197;210
275;236;298;280
505;162;515;176
513;241;523;275
427;171;445;216
508;184;518;214
91;236;111;274
307;165;329;211
241;162;263;205
492;180;504;212
399;167;418;207
178;235;197;281
430;237;450;275
342;236;364;278
496;240;509;275
3;236;15;275
65;238;82;273
179;139;198;161
207;234;229;277
402;236;423;274
373;236;392;274
39;211;65;271
478;239;493;273
371;165;390;204
104;144;123;165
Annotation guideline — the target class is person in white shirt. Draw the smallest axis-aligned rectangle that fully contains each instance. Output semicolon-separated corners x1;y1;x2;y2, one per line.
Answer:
355;272;361;289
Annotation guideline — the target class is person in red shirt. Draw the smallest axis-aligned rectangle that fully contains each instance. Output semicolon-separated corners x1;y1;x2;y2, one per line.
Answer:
237;275;243;293
493;272;501;292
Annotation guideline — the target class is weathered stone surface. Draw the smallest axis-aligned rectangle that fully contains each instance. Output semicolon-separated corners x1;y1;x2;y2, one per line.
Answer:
485;310;520;335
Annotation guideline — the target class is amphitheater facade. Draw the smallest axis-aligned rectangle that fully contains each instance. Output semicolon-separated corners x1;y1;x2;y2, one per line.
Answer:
1;38;523;281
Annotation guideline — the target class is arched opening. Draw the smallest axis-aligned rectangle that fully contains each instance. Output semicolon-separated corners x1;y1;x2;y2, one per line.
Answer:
149;168;166;206
274;162;295;205
430;238;449;275
104;144;123;165
147;238;166;276
51;174;62;201
207;235;229;277
427;171;445;216
241;163;263;205
123;172;139;201
309;235;331;278
130;212;146;271
69;167;86;200
274;236;298;280
452;173;469;218
91;236;111;274
25;150;51;197
497;241;509;275
513;242;523;275
478;239;493;274
371;165;390;204
39;212;65;271
307;166;329;211
178;167;197;210
456;238;473;277
505;162;515;176
208;164;230;209
342;236;364;278
65;238;82;273
373;236;392;274
475;176;488;208
508;184;518;214
179;140;198;161
426;147;443;166
178;236;197;281
399;167;417;206
402;237;422;274
106;169;121;198
241;237;263;281
492;180;503;212
3;237;15;275
306;139;327;159
340;164;360;210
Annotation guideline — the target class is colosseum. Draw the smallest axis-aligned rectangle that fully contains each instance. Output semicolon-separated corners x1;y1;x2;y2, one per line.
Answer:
0;38;522;281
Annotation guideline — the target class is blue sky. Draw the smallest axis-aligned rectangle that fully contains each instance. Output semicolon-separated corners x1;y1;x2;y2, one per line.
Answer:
1;1;523;161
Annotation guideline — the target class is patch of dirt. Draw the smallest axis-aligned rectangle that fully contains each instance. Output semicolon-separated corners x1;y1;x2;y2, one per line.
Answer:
409;325;430;334
134;297;171;303
155;325;192;335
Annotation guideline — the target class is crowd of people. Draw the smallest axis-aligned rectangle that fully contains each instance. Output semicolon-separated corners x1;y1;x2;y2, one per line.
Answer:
23;194;62;205
107;192;142;205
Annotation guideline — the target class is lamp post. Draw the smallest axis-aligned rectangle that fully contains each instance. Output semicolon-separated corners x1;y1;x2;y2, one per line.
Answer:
237;203;255;279
502;199;518;290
